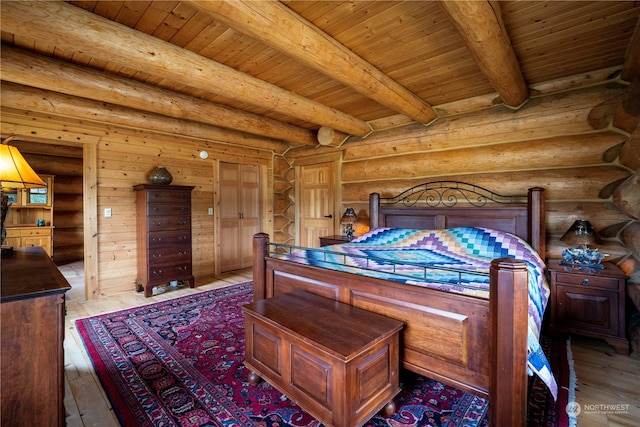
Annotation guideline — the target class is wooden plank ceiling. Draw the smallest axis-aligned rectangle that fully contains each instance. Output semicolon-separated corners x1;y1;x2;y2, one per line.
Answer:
1;1;639;148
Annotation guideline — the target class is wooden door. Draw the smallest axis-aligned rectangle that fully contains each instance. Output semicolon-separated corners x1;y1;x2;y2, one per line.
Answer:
220;162;260;272
239;165;260;267
298;162;336;248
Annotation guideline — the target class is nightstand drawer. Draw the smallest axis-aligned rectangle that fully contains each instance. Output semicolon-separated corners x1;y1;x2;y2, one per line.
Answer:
555;272;619;290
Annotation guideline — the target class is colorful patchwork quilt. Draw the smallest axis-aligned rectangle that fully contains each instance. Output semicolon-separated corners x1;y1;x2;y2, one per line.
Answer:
278;227;558;399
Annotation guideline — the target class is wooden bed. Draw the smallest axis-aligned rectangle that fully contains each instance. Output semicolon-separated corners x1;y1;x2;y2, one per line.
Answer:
252;181;546;427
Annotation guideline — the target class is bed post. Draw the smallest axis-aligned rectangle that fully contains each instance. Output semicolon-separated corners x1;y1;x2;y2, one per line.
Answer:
369;192;380;229
527;187;546;258
252;232;269;301
489;258;529;427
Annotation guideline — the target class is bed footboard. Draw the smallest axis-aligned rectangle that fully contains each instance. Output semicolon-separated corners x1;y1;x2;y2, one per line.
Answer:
252;233;529;427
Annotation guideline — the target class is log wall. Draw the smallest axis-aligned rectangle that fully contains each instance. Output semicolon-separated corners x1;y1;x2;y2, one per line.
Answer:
1;80;638;330
285;80;639;352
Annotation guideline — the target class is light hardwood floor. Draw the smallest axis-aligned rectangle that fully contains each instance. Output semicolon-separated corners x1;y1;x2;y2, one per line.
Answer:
59;263;639;427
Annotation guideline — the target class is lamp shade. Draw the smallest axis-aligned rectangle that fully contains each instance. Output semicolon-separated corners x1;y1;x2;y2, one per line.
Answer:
340;207;358;224
560;220;602;247
0;143;46;188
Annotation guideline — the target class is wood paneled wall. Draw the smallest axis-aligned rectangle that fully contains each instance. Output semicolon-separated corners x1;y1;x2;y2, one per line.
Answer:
1;106;274;298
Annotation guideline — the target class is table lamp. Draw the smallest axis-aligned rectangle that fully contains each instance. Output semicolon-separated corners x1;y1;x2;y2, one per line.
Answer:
340;207;358;240
1;136;47;254
559;219;605;269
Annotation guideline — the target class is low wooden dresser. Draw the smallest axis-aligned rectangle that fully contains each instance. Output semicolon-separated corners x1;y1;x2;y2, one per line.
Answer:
547;259;629;354
1;246;71;427
134;184;195;297
242;290;403;427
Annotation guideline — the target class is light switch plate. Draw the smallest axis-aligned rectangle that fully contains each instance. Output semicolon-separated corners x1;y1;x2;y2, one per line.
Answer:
104;208;112;218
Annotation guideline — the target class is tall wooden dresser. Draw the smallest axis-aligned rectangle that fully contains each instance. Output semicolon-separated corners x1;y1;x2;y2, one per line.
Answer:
1;247;71;427
134;184;195;297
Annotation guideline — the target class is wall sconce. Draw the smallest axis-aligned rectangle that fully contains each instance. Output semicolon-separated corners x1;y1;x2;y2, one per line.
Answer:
340;207;358;240
1;136;47;254
559;219;606;269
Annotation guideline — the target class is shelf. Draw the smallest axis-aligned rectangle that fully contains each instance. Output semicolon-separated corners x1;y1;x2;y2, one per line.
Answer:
3;175;54;256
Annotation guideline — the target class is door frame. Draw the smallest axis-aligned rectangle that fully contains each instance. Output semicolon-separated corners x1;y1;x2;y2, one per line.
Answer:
293;152;342;247
0;128;100;300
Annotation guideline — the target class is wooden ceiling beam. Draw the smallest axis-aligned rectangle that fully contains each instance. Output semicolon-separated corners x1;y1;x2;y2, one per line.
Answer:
0;47;316;147
1;83;288;153
188;0;438;125
0;1;372;138
439;1;529;108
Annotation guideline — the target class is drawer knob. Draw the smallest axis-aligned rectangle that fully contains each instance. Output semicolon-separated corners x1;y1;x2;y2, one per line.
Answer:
582;278;590;286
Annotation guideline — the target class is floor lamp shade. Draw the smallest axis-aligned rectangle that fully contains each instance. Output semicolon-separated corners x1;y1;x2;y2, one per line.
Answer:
0;144;46;189
1;139;47;253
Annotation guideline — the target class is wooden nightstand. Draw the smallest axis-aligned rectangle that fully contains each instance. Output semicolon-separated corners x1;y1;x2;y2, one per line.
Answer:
547;259;629;354
319;235;353;246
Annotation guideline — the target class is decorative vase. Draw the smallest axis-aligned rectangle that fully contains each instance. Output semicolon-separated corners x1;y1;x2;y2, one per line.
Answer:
149;166;173;185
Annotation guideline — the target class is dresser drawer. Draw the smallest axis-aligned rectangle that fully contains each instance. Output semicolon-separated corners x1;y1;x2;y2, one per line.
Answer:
148;261;192;282
146;189;192;204
147;204;191;216
148;215;190;231
148;230;191;248
555;272;620;290
148;247;191;265
6;227;52;237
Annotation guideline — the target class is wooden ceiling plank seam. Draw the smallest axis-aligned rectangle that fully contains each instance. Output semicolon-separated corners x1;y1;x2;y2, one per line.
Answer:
504;2;637;42
128;0;178;34
516;34;632;83
114;1;153;28
509;13;639;52
3;0;371;138
287;1;362;29
91;0;124;21
183;19;229;54
188;0;438;125
167;10;214;48
150;2;198;41
308;1;405;38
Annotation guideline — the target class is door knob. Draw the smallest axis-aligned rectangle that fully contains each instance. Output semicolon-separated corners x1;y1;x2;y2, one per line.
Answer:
324;214;333;218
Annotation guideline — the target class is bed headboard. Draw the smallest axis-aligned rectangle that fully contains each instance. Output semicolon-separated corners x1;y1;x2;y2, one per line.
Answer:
369;181;546;256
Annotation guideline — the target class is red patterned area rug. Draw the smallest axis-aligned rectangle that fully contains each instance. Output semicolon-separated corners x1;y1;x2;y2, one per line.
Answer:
76;282;571;427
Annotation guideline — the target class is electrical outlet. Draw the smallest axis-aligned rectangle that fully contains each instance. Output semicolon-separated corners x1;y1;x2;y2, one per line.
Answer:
208;207;213;215
104;208;112;218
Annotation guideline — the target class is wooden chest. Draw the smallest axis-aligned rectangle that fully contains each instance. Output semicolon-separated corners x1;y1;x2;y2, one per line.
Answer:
134;184;195;297
242;290;403;427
